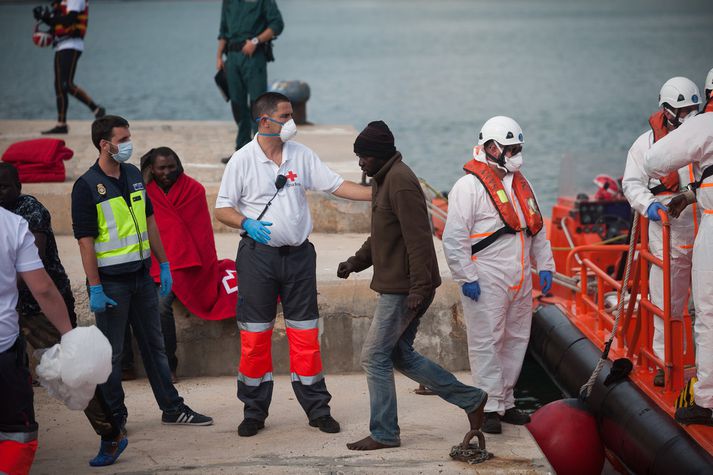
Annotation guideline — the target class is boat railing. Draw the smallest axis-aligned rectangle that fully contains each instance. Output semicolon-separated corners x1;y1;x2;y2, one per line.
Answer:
563;211;691;396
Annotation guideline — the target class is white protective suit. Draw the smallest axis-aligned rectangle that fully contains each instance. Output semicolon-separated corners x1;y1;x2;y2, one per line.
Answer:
442;150;555;415
622;129;698;362
644;112;713;408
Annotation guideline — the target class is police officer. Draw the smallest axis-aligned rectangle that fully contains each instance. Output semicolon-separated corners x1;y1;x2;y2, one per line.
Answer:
216;0;284;160
71;115;213;432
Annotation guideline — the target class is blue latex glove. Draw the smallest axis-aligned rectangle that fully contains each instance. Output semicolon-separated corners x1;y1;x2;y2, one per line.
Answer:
462;281;481;301
89;284;118;313
159;261;173;297
646;202;667;222
539;270;553;294
243;218;273;244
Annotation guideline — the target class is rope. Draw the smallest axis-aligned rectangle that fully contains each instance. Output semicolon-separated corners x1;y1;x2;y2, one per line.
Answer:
579;213;640;400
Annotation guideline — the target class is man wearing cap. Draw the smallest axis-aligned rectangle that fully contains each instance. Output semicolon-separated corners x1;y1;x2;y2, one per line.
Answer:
215;92;370;437
337;121;488;451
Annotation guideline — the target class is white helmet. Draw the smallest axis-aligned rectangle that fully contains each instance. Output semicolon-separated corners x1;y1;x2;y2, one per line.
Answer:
705;68;713;93
478;116;524;146
658;77;701;108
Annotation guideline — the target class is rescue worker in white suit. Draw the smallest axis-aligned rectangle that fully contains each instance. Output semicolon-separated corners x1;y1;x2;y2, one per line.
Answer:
442;116;555;434
643;112;713;426
622;77;701;387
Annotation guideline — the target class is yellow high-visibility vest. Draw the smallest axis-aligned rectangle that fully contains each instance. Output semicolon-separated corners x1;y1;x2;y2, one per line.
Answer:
80;164;150;269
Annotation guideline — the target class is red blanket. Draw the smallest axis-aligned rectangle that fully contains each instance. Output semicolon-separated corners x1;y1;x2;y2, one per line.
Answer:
2;138;73;183
148;174;236;320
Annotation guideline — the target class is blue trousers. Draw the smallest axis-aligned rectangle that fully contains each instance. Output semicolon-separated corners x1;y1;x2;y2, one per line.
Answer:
361;293;486;445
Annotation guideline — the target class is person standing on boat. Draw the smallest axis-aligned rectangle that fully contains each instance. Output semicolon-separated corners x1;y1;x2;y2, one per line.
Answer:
622;77;701;387
337;121;488;450
704;68;713;113
644;112;713;426
442;116;555;434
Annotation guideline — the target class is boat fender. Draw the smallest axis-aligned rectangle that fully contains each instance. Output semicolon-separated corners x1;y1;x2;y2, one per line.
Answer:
527;398;605;475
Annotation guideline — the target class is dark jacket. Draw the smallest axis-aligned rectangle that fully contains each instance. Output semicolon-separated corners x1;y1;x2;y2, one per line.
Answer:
347;153;441;297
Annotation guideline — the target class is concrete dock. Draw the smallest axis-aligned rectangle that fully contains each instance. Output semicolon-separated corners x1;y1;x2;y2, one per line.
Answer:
32;373;552;474
2;120;552;473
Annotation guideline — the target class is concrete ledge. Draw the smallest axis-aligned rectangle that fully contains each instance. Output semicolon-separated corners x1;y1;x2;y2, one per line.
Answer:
1;120;370;234
61;233;469;377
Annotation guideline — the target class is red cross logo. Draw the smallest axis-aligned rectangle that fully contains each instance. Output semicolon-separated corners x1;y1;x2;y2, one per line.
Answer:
286;171;298;182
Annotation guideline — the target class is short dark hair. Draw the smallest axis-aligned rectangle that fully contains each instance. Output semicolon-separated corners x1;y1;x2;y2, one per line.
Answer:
91;115;129;150
0;162;20;185
252;92;290;120
139;146;184;175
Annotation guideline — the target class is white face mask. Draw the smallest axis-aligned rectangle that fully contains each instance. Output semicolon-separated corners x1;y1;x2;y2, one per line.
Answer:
678;110;697;125
279;119;297;142
504;152;523;173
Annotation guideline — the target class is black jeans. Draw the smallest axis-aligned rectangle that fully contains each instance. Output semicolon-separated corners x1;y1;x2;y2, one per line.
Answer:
53;49;97;122
93;271;183;420
121;288;178;373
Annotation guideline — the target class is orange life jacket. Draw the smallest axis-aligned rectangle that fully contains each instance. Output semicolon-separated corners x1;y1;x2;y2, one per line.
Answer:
648;110;679;193
705;96;713;113
463;159;543;236
53;0;88;43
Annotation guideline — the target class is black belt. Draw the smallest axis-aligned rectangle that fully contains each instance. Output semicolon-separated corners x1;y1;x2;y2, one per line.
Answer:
245;237;309;255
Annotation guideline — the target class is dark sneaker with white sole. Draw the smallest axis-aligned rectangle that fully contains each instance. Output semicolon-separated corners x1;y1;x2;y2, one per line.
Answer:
162;406;213;426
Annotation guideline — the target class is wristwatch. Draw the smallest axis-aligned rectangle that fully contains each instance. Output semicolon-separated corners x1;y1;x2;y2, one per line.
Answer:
250;37;260;45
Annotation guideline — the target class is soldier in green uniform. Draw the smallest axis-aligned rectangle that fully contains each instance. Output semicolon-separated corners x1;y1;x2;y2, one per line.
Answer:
217;0;284;159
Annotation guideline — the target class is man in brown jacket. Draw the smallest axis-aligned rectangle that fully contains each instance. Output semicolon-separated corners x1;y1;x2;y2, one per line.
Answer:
337;121;488;451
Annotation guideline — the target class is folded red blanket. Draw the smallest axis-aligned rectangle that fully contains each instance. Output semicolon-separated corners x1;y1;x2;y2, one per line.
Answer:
148;174;236;320
2;138;73;183
2;138;73;165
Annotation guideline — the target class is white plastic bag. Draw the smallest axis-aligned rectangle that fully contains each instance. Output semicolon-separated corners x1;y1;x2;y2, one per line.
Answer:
36;325;112;410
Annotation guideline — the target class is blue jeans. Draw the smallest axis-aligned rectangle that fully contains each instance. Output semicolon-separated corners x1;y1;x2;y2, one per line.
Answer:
94;271;183;419
361;293;486;445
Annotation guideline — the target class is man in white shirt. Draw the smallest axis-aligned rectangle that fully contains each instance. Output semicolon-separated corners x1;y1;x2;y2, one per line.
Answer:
216;92;370;437
644;112;713;426
0;208;73;473
34;0;105;135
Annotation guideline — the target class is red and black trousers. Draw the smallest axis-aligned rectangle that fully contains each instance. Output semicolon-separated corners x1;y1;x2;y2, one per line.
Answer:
235;238;332;423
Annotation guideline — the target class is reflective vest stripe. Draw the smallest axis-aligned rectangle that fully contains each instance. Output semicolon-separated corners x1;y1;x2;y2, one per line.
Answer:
238;372;274;386
97;200;119;242
96;248;147;267
291;372;324;385
94;231;149;253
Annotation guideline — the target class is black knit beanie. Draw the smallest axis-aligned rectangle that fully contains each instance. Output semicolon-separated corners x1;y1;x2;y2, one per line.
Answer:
353;120;396;159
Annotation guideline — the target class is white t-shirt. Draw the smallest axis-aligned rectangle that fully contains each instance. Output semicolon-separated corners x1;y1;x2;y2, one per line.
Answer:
0;208;44;353
55;0;86;52
217;138;344;247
